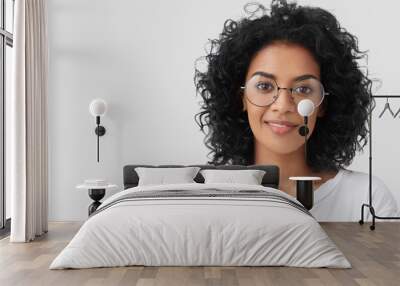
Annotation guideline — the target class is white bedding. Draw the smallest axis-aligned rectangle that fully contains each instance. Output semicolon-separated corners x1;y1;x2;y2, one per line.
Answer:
49;183;351;269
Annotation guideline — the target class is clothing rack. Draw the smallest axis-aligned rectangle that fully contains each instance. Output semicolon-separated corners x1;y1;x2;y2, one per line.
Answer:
359;94;400;230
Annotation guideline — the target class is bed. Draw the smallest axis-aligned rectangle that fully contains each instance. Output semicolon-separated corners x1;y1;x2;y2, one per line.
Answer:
49;164;351;269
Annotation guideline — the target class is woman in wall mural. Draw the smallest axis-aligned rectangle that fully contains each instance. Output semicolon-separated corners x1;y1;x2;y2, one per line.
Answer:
194;0;399;221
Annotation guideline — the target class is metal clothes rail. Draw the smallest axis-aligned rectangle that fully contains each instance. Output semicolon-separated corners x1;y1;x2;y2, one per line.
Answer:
360;95;400;230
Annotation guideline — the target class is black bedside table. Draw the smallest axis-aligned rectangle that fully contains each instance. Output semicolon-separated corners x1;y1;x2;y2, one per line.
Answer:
76;183;118;216
289;176;321;210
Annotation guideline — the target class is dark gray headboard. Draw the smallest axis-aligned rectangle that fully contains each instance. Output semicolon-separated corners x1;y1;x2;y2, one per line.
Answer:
123;164;280;190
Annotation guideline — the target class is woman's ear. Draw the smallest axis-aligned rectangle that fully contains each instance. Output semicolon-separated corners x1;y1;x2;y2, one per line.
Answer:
242;95;247;112
317;102;326;117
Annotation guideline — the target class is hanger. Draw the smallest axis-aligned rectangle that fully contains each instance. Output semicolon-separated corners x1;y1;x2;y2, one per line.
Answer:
394;106;400;118
378;98;395;118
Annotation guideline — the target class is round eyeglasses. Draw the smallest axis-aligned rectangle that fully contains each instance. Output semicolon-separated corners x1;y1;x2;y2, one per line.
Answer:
240;74;329;108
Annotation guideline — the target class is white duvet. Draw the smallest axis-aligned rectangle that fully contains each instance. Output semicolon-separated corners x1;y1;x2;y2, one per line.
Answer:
49;183;351;269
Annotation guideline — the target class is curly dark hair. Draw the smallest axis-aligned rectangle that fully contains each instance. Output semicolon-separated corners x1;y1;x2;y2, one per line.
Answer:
194;0;375;172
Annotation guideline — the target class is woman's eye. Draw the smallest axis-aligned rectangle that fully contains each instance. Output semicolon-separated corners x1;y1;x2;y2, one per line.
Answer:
256;82;274;91
294;86;312;94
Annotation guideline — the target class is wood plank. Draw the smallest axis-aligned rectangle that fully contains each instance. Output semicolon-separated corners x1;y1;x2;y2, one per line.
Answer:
0;222;399;286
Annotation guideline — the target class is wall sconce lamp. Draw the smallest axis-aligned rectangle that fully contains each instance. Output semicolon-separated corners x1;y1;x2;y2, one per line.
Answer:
89;99;107;162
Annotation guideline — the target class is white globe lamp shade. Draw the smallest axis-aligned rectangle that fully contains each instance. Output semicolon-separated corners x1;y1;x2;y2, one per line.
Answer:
297;99;315;117
89;99;107;117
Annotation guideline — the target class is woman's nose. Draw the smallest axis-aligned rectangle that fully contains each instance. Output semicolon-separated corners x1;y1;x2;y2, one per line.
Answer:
270;88;297;113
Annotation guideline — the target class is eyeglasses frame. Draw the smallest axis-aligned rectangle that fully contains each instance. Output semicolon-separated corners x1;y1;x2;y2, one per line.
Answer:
240;76;330;108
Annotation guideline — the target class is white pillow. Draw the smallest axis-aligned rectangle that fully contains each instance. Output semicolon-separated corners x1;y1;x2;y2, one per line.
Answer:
200;169;266;185
135;167;201;186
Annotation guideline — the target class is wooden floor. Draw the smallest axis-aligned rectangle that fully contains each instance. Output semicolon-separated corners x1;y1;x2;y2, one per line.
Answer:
0;222;399;286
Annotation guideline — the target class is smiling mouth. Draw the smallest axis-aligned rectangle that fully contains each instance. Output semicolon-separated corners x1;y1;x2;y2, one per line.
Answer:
264;121;299;135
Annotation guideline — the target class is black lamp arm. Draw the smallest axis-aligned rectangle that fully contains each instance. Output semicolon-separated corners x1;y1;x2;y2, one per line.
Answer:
94;116;106;162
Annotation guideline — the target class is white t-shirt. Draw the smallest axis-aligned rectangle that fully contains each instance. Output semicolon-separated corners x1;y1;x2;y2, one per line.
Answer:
309;168;400;222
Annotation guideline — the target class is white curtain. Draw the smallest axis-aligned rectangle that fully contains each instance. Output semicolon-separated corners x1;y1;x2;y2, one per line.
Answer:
8;0;48;242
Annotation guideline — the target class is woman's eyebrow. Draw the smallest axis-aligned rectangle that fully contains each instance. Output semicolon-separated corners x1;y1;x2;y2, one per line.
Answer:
251;71;319;81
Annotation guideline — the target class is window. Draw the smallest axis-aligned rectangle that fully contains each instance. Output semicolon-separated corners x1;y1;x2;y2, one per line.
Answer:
0;0;14;235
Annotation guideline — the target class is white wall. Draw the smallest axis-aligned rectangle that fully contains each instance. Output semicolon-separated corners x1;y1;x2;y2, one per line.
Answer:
48;0;400;221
